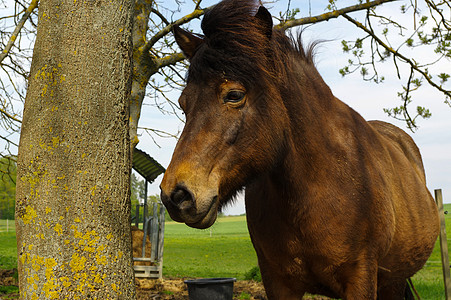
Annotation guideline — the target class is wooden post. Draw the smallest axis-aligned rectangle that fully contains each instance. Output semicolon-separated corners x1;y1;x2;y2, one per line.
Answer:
158;203;165;279
135;205;139;228
435;189;451;300
150;203;159;261
141;180;149;258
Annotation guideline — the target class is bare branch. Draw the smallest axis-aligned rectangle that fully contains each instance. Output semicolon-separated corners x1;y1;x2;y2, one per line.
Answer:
424;0;451;30
139;127;180;148
151;7;170;26
155;52;186;69
0;106;21;123
139;127;179;139
143;5;213;53
401;69;416;130
194;0;202;11
275;0;397;31
0;134;19;148
0;0;38;64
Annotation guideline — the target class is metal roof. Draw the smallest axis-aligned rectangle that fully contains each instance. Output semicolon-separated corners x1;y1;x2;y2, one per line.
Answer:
132;148;165;183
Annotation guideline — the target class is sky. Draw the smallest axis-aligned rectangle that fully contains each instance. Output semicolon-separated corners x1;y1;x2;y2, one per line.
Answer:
0;0;449;216
136;0;451;215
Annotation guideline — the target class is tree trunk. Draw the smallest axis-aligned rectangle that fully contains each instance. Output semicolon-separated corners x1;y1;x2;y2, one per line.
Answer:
15;0;136;299
129;0;156;151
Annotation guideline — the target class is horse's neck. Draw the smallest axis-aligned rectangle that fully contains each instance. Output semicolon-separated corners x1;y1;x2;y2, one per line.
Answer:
282;61;339;145
273;62;351;199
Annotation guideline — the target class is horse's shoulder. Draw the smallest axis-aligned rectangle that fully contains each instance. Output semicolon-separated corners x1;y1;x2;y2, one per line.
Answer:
368;120;426;180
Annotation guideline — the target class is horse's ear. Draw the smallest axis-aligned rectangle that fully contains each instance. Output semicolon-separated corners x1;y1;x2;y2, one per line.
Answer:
173;25;204;60
255;6;273;39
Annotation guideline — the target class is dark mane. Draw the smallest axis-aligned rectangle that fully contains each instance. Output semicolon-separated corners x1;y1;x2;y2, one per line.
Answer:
187;0;316;87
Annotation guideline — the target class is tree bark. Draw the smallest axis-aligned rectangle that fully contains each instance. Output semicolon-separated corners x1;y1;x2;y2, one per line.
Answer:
15;0;136;299
130;0;155;151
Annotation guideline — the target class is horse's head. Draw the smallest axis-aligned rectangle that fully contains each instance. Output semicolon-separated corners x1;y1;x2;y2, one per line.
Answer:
160;0;290;229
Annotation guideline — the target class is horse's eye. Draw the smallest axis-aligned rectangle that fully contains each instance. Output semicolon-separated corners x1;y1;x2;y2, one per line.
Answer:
225;90;245;103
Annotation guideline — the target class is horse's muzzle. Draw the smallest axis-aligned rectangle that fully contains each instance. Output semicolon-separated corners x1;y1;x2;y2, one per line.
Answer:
160;184;219;229
170;185;195;211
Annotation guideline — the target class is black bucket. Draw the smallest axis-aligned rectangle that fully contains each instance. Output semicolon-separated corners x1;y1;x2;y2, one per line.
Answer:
184;278;236;300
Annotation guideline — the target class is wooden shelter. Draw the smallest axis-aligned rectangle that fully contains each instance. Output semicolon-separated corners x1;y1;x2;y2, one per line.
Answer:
132;148;166;278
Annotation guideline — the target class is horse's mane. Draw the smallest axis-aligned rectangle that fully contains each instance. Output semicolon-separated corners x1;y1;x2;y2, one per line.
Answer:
187;0;317;87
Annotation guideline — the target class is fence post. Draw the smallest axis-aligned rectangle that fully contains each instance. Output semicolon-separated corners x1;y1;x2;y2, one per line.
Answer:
150;203;158;261
435;189;451;300
157;203;165;278
135;205;139;228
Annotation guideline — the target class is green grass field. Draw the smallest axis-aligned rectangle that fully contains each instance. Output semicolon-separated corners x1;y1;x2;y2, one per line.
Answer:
1;205;451;298
163;215;258;279
0;231;17;270
411;238;446;299
0;219;15;234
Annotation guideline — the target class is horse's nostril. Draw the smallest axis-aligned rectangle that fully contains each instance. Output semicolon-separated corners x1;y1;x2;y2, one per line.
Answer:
171;187;194;209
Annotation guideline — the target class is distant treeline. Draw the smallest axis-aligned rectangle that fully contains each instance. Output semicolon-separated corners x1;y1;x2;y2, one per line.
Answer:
0;157;16;220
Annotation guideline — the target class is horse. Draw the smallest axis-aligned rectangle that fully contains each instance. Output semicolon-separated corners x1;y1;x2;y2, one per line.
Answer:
159;0;440;298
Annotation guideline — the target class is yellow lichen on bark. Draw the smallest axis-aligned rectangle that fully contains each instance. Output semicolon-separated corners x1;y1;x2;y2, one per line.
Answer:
54;223;62;235
22;205;37;224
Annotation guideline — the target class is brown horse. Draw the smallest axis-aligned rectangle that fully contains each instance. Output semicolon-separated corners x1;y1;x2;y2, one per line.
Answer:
160;0;440;298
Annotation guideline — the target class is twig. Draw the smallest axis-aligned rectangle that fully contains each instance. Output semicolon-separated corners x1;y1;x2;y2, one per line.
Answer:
402;68;416;130
143;5;213;53
151;7;170;25
342;13;451;99
139;127;179;139
0;134;19;147
275;0;397;30
0;0;38;64
0;107;21;123
155;52;185;69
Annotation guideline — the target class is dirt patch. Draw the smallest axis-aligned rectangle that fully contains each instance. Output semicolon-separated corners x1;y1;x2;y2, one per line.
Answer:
135;278;332;300
0;269;17;287
135;277;267;300
0;269;19;299
0;270;330;299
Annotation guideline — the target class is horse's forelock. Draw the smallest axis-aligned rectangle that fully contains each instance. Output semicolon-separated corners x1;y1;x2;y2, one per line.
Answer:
188;0;317;87
187;0;272;85
201;0;261;38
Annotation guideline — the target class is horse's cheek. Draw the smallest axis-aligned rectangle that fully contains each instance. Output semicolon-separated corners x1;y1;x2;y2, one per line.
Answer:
223;120;241;146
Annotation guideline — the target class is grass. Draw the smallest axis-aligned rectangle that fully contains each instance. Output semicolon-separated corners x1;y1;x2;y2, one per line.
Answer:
412;262;444;299
0;285;19;300
0;231;18;270
0;230;18;299
163;215;258;279
0;219;15;233
1;204;451;298
410;203;451;299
